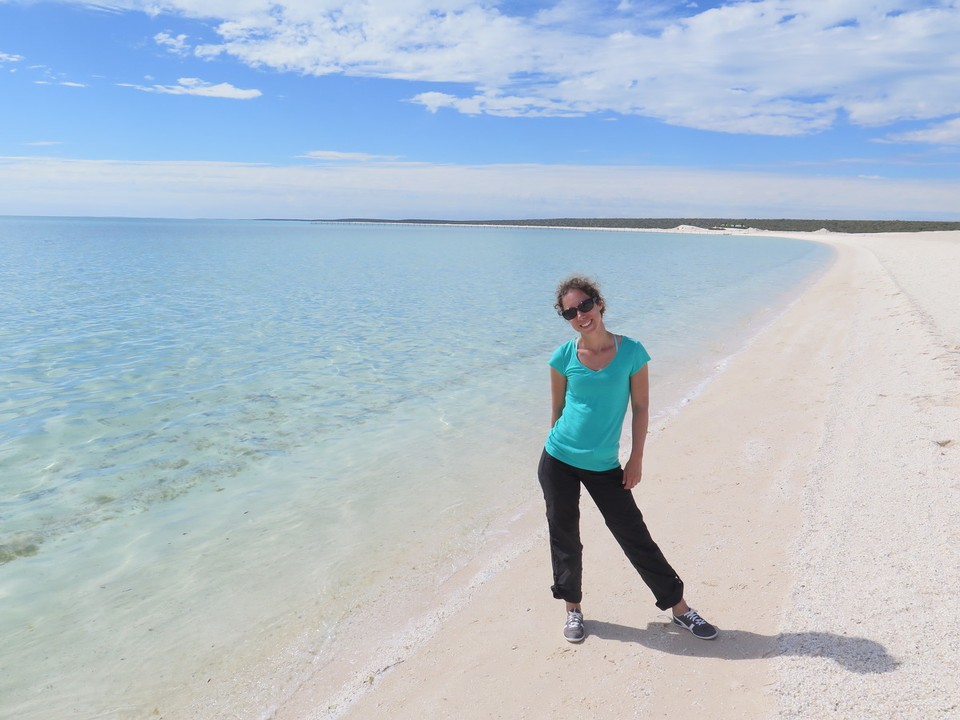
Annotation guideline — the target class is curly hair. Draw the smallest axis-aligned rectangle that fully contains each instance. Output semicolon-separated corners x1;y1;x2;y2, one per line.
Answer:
554;275;605;316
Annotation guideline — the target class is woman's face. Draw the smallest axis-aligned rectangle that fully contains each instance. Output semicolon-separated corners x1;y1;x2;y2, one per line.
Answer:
560;289;603;333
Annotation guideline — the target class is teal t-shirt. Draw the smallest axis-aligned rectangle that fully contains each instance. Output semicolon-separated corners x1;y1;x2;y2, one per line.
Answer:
544;335;650;471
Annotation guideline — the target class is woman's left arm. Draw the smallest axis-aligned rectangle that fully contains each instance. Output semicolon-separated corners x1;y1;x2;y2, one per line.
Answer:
623;364;650;490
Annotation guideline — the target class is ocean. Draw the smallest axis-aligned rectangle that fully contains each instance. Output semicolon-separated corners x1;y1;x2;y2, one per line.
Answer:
0;217;832;718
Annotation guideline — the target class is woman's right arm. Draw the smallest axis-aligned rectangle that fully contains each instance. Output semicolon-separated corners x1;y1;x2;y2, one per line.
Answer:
550;367;567;427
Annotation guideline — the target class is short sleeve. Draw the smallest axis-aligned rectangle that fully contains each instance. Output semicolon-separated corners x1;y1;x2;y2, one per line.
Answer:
629;338;651;375
549;340;574;374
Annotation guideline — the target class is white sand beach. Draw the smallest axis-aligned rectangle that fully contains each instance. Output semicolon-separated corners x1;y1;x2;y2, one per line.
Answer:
270;229;960;720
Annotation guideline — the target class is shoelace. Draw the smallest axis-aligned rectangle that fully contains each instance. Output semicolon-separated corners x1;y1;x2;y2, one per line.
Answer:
679;610;705;626
565;612;583;628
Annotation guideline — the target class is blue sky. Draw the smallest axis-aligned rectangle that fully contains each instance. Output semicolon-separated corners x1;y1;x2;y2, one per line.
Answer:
2;0;959;219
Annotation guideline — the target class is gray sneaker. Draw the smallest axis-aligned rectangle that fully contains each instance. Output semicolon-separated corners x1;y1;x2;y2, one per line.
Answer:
672;608;718;640
563;609;585;643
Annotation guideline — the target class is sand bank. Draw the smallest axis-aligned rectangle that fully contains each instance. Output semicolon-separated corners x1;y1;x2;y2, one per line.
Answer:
274;230;960;719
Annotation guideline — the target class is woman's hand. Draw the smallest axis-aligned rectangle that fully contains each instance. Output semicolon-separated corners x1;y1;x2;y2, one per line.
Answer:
623;456;642;489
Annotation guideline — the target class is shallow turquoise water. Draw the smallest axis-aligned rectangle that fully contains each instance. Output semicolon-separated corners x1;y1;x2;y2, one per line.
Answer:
0;217;831;718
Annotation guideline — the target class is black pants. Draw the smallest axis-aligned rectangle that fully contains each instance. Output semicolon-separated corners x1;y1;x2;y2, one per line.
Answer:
537;449;684;610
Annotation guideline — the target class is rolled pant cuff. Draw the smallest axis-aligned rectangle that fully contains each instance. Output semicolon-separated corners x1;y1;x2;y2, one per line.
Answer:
551;585;582;604
653;583;685;611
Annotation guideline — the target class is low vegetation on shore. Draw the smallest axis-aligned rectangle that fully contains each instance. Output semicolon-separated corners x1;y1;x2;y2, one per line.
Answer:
322;218;960;233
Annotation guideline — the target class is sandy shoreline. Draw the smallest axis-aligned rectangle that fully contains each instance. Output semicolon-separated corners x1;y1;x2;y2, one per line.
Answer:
271;229;960;719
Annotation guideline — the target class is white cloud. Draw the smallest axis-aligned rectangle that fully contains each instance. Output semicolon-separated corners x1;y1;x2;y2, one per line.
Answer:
24;141;64;146
83;3;127;14
19;59;88;86
154;31;191;55
2;154;958;220
411;90;584;118
117;76;262;98
15;1;960;141
300;150;399;162
884;117;960;146
1;51;24;63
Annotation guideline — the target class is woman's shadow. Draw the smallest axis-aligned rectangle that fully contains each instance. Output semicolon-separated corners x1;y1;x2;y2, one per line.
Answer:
587;619;899;674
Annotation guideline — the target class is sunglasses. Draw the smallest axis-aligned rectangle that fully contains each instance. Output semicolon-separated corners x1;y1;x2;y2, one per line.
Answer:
559;297;598;320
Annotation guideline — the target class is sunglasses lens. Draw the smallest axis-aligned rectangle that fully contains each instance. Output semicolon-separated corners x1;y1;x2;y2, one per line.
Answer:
560;298;595;320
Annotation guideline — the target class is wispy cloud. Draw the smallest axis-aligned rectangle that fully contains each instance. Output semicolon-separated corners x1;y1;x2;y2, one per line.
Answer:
20;59;87;86
300;150;400;162
2;154;958;220
885;117;960;146
117;77;261;99
69;0;960;142
82;3;127;14
1;51;24;63
24;140;64;146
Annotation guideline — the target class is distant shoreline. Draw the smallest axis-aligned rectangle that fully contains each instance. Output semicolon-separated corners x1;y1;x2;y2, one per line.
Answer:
6;216;958;233
260;217;960;233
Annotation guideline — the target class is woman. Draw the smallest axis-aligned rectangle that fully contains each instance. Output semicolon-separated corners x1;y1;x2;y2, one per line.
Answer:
538;275;717;643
